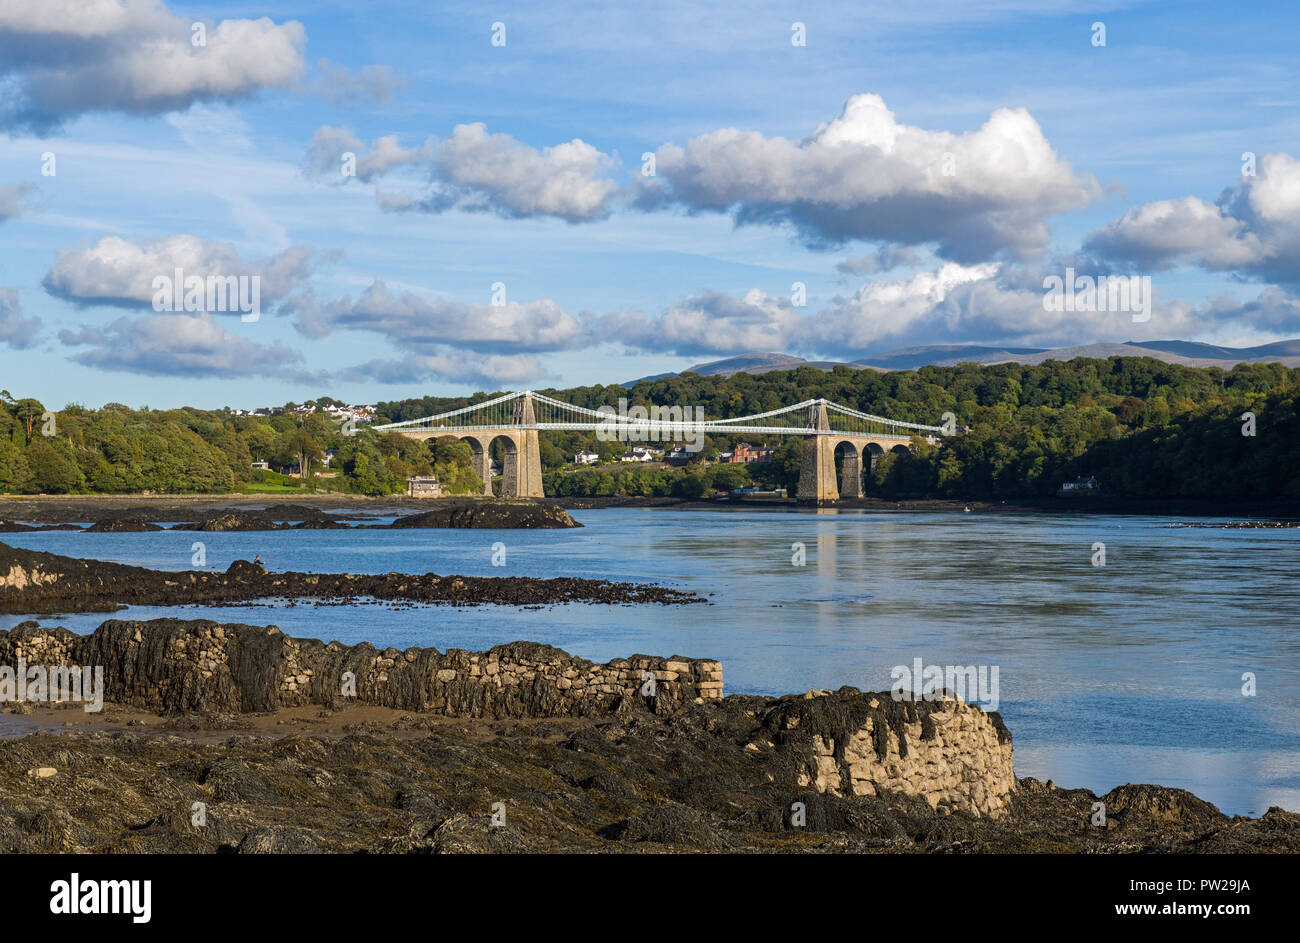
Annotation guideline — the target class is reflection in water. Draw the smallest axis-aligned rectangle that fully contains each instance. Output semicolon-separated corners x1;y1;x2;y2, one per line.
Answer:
2;507;1298;816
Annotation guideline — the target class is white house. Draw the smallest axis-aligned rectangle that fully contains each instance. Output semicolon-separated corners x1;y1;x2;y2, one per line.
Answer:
1059;475;1101;496
575;450;600;465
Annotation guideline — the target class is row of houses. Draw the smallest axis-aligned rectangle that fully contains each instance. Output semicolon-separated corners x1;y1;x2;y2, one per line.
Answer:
575;445;661;464
230;403;378;423
573;442;778;466
718;443;775;464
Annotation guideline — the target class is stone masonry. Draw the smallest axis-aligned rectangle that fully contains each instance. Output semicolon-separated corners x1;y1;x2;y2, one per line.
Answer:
0;619;722;719
756;689;1015;819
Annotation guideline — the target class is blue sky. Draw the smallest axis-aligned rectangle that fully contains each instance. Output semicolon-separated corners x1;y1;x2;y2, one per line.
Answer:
2;0;1299;409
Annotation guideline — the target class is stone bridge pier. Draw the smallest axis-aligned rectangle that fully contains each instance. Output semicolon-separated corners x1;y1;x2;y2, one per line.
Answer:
795;402;918;504
394;394;544;498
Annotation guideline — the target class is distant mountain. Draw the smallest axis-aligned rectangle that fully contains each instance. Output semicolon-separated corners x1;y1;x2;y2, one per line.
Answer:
1126;339;1300;360
893;341;1300;369
852;345;1045;370
625;353;858;384
683;353;842;376
627;340;1300;383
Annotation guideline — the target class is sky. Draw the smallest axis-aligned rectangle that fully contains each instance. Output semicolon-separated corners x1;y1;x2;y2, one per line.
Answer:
2;0;1299;410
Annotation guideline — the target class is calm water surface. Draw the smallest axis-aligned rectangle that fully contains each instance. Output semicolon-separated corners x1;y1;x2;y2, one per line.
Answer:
3;507;1298;816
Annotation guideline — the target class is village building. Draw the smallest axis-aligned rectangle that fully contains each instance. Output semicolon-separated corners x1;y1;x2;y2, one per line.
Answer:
407;475;443;497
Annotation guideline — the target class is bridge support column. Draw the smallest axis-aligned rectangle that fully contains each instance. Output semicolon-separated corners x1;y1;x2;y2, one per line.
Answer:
500;393;546;498
471;439;492;495
839;447;864;499
796;401;837;504
501;431;544;498
797;436;838;503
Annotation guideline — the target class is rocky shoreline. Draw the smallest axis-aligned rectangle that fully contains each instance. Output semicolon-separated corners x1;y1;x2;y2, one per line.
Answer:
0;542;703;614
0;617;1295;853
5;499;582;532
2;492;1297;526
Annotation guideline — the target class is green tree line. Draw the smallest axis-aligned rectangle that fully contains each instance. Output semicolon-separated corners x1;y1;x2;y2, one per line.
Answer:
0;393;483;496
385;356;1300;500
3;356;1296;499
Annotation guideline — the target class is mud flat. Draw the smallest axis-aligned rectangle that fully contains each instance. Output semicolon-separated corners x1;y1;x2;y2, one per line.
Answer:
0;617;1294;853
0;542;703;615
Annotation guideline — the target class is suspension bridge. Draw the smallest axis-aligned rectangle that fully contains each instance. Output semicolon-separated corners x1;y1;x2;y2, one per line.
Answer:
373;391;948;502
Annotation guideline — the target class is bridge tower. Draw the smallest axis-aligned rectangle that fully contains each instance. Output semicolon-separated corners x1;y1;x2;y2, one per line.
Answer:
796;400;839;504
505;391;545;499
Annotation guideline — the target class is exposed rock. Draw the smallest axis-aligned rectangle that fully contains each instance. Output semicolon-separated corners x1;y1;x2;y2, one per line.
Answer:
610;803;727;849
180;512;288;532
237;825;321;854
0;541;702;613
0;713;1292;853
86;519;163;532
0;614;1290;853
0;619;723;717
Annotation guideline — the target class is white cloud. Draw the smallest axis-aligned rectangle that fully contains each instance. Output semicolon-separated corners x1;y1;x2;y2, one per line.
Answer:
0;288;41;348
296;281;586;353
836;245;928;275
596;289;804;356
58;312;313;379
0;0;305;129
305;122;620;222
304;126;429;182
0;182;33;221
635;93;1099;261
1086;152;1300;284
343;352;547;388
42;235;324;310
593;261;1266;359
302;60;406;105
1084;195;1265;271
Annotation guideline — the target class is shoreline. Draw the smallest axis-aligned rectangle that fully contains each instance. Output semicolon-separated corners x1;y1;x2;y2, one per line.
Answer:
2;491;1297;524
1;616;1296;853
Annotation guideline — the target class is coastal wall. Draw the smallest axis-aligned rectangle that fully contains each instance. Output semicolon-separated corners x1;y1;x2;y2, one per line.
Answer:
758;691;1015;818
0;618;1016;820
0;619;722;718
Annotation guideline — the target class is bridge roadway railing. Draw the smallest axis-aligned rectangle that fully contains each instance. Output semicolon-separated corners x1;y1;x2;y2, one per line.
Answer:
375;422;935;441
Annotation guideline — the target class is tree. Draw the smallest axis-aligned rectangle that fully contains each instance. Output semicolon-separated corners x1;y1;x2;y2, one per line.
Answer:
13;398;45;442
25;439;80;493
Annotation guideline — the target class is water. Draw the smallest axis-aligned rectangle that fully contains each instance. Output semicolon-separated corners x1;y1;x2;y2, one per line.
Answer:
3;507;1299;816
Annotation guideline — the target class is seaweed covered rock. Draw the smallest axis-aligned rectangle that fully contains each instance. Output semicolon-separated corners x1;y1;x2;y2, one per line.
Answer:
0;540;700;612
0;618;723;717
180;512;288;532
389;501;580;529
86;519;163;532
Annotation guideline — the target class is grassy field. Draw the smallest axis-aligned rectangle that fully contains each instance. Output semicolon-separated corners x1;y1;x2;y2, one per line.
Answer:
239;483;307;494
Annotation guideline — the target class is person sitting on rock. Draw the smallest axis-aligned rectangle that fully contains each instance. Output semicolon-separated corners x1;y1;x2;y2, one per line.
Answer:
253;554;265;572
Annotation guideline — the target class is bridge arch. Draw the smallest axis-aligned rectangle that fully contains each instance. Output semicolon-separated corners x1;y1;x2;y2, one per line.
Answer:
487;433;521;497
454;434;493;495
834;440;864;499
